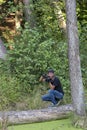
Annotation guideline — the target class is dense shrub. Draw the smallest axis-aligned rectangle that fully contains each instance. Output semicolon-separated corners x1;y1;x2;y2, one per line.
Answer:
79;24;87;88
7;25;69;94
0;72;21;110
0;0;86;111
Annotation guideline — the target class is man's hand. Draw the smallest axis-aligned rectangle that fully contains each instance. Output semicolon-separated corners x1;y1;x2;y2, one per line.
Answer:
39;76;45;82
49;82;55;89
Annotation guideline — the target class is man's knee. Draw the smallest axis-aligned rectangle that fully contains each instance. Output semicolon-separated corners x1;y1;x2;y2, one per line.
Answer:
59;93;64;99
48;89;54;94
42;95;47;101
42;95;45;101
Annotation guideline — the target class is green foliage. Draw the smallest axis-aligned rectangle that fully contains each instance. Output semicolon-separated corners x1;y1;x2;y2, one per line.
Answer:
34;0;65;41
0;0;70;110
0;1;11;23
0;0;86;111
77;0;87;88
8;1;23;13
0;0;6;5
79;24;87;88
0;72;21;110
7;24;69;94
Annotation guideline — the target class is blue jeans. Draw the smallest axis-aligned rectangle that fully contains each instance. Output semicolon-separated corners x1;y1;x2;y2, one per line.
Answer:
42;89;63;105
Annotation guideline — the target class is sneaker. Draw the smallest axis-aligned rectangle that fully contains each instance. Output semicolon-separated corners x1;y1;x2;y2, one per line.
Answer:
56;100;62;106
48;100;62;108
48;103;56;108
48;103;58;108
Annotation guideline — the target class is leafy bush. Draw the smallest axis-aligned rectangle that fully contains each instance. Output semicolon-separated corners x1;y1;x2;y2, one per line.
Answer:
79;24;87;88
8;25;70;94
0;73;21;110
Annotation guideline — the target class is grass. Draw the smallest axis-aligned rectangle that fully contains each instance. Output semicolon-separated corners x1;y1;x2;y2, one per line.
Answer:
8;119;83;130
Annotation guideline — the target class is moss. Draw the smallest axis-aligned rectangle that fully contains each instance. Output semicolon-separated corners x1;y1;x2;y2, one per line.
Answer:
8;119;82;130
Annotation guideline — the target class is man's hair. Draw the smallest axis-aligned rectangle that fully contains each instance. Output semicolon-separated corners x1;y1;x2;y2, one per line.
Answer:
48;69;54;73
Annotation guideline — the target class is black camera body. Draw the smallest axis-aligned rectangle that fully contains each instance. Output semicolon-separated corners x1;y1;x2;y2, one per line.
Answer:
42;74;52;82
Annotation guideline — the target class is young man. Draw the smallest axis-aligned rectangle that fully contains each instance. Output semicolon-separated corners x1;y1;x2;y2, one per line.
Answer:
40;69;64;107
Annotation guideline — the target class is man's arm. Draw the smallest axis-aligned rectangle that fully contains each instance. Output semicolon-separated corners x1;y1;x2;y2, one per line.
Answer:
39;76;45;82
49;82;55;89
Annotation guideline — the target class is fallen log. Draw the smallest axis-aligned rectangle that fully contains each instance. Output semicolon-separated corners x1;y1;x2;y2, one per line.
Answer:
0;104;74;125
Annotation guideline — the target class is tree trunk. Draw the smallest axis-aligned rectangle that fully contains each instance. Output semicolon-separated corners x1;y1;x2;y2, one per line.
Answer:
53;2;66;33
15;11;21;29
65;0;86;116
23;0;35;28
0;104;73;125
14;0;23;31
0;38;7;60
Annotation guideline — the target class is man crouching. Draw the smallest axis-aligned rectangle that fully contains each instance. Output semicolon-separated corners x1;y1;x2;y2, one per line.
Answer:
39;69;64;107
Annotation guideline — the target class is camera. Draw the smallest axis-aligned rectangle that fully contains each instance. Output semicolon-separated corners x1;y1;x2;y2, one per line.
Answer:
42;74;52;82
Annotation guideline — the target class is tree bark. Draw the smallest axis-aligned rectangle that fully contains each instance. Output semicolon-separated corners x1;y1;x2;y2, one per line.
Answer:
15;11;21;29
13;0;23;31
53;2;66;33
0;104;73;125
23;0;35;28
65;0;86;116
0;38;7;60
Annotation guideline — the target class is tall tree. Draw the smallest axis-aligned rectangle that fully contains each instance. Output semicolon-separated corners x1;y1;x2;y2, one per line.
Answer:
23;0;35;28
65;0;86;118
53;1;66;33
14;0;22;30
0;38;7;60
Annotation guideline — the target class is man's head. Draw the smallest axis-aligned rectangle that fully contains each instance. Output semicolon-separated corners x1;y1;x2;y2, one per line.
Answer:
47;69;55;79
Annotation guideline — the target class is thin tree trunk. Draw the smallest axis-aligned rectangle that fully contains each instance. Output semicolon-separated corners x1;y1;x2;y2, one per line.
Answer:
14;0;22;30
15;11;21;29
53;2;66;33
65;0;86;116
0;38;7;60
23;0;35;28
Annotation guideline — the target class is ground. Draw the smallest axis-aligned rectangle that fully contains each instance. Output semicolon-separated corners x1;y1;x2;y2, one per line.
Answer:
8;118;82;130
